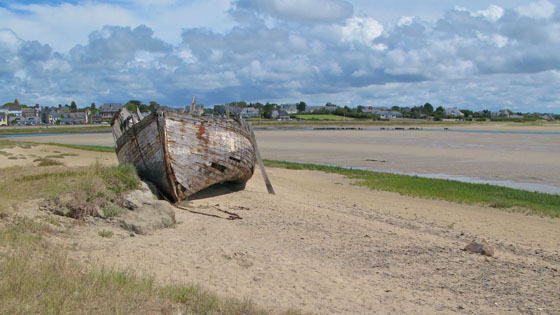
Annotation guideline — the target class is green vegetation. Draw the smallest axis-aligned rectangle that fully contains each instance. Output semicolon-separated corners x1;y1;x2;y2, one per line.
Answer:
263;160;560;217
1;163;139;212
0;162;302;315
0;139;114;153
34;158;65;167
98;229;113;238
294;114;357;121
0;125;111;135
46;142;115;152
0;227;288;314
102;205;125;218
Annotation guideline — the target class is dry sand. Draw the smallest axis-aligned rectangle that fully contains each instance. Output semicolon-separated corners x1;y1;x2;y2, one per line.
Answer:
48;167;560;314
2;140;559;313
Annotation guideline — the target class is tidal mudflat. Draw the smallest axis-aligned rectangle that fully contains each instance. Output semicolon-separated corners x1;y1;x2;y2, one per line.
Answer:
6;125;560;193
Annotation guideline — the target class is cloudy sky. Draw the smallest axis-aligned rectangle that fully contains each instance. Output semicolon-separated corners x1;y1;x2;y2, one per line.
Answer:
0;0;559;112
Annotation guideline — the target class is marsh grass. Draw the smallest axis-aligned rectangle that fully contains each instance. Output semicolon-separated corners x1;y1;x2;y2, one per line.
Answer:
45;152;79;159
46;142;116;153
102;205;125;218
0;162;305;315
263;160;560;217
0;163;139;214
98;229;113;238
0;125;111;135
34;158;65;166
294;114;358;121
0;224;297;315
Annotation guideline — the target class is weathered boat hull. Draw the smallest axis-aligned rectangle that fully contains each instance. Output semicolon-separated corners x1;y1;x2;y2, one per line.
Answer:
114;110;256;202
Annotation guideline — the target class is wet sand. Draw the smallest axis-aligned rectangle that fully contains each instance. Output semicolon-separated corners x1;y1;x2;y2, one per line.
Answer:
6;125;560;192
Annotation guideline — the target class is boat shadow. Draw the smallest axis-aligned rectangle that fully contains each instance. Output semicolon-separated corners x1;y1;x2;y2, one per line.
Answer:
186;182;247;201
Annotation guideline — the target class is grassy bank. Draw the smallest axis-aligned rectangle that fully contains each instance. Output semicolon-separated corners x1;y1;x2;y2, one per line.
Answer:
0;125;111;135
263;160;560;217
293;114;357;121
46;142;115;152
0;139;114;153
0;163;300;314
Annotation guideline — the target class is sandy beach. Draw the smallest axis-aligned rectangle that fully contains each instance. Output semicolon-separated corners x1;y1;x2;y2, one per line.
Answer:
1;141;559;313
5;124;560;193
50;163;560;314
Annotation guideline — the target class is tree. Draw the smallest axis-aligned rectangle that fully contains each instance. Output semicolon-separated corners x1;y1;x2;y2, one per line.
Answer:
460;109;473;117
70;100;77;112
149;101;160;112
139;104;150;113
296;101;306;113
90;103;96;110
391;105;400;111
357;105;364;113
124;100;141;112
435;106;444;114
262;103;276;119
423;103;434;114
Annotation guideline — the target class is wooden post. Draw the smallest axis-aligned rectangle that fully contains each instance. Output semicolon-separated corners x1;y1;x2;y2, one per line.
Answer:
189;96;196;114
249;123;275;195
136;106;144;121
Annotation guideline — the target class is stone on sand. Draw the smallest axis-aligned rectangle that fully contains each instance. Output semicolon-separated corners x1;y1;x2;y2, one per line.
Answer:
119;182;176;235
464;238;494;256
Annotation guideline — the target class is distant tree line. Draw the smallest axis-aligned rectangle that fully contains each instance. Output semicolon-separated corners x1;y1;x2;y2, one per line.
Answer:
3;97;558;122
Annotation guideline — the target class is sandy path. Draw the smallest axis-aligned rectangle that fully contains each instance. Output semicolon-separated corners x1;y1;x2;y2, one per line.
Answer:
53;167;560;314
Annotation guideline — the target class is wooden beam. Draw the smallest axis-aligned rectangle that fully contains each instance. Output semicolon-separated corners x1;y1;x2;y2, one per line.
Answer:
136;106;144;121
249;123;275;195
189;96;196;114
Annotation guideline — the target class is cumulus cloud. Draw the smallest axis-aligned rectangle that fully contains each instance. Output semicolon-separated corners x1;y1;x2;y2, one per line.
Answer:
0;1;559;112
235;0;354;23
340;16;384;48
516;0;556;19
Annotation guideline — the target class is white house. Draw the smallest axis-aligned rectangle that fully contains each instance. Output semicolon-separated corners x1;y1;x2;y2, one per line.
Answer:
280;104;298;114
444;107;465;117
241;107;259;118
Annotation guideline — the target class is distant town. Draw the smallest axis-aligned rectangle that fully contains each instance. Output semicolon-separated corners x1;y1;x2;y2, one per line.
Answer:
0;98;557;126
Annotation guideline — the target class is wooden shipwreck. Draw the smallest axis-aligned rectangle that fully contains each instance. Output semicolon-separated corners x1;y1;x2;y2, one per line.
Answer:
111;101;272;202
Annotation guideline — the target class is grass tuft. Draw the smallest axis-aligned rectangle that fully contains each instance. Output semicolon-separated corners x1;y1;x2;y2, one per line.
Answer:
98;229;113;238
35;158;65;167
263;159;560;217
103;205;125;218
